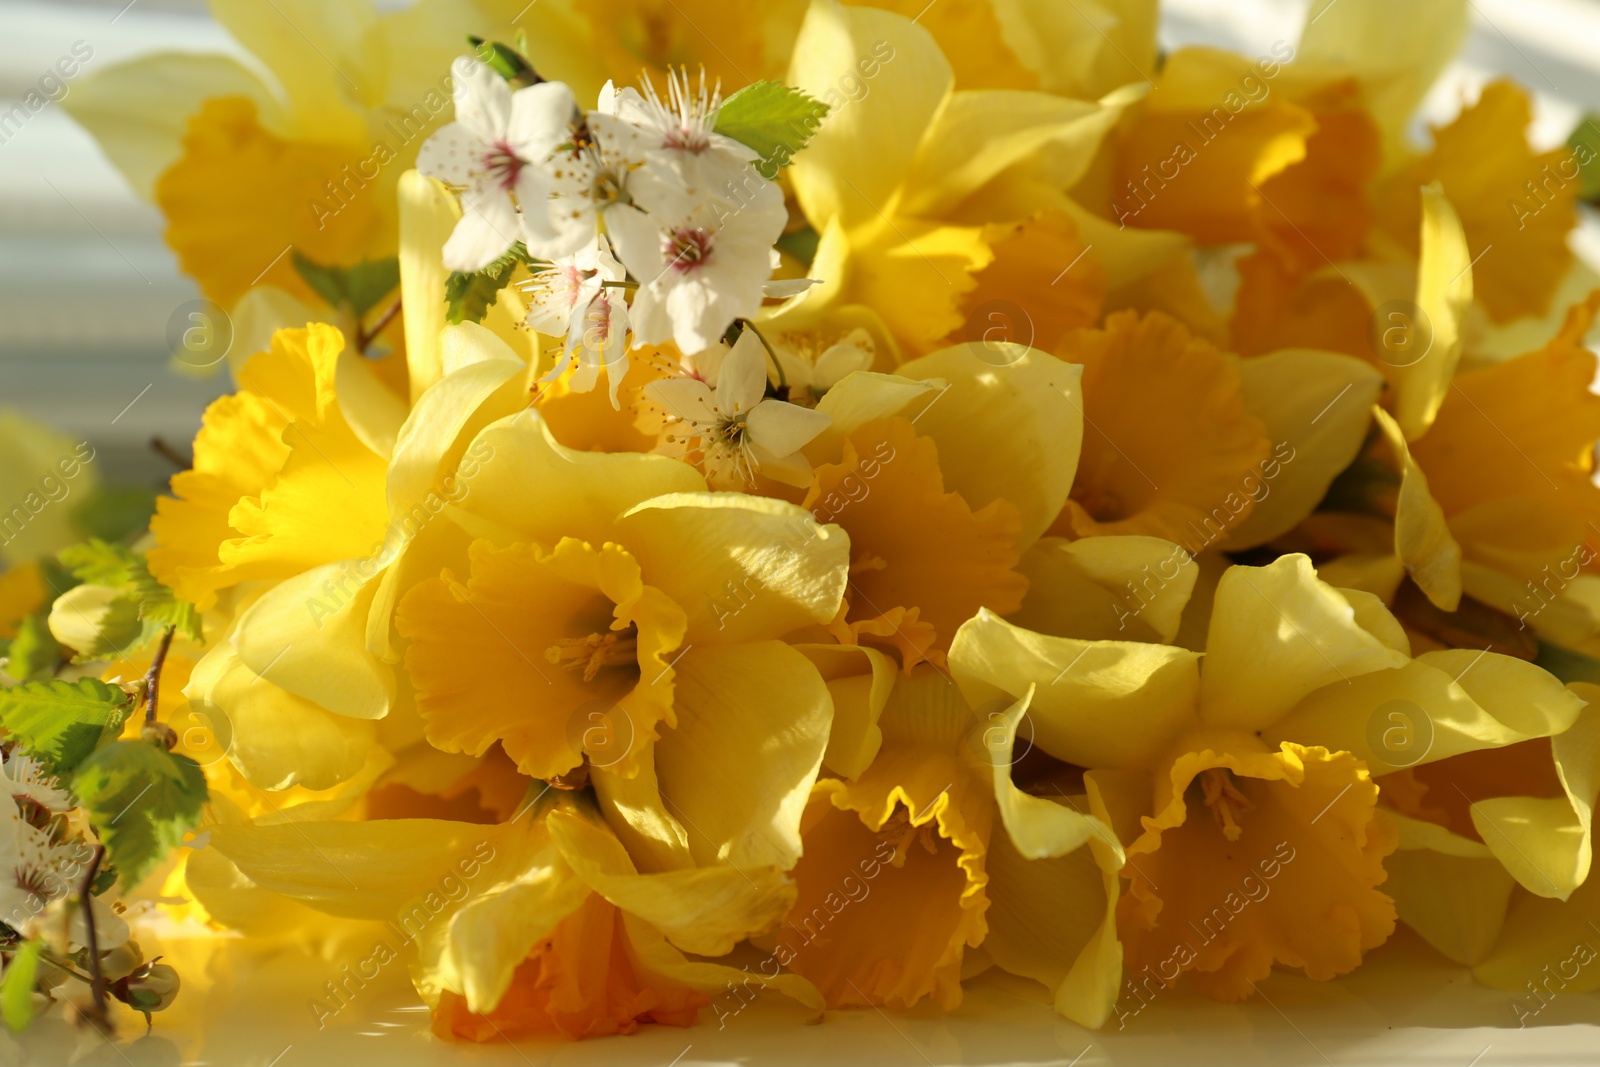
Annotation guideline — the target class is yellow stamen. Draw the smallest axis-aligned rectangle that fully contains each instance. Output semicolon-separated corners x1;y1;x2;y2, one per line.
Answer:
544;631;637;682
1199;767;1253;842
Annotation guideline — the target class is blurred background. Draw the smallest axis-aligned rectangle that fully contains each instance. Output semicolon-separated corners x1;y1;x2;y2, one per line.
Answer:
3;0;1600;488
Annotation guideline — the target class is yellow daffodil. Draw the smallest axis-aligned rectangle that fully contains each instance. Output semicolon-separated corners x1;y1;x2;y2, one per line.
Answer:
777;0;1138;357
205;799;822;1039
62;0;568;309
786;342;1079;668
772;647;1120;1025
1050;310;1383;560
951;553;1580;1001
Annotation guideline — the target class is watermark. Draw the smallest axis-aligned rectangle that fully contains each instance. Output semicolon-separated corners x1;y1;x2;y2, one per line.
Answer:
1369;299;1433;369
1509;140;1596;232
1112;41;1297;228
1;441;97;549
310;66;461;230
1365;699;1434;771
1180;440;1297;553
965;299;1035;367
166;299;234;370
1114;838;1297;1028
1510;540;1596;631
0;41;95;146
563;696;638;771
710;836;899;1029
1511;934;1597;1027
308;838;498;1028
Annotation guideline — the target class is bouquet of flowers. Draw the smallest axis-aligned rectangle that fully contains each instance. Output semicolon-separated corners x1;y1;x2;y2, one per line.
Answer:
1;0;1595;1043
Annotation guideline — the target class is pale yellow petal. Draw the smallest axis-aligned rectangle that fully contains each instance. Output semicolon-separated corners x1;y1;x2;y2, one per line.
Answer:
1199;554;1409;732
1381;811;1514;965
1394;183;1473;440
398;170;462;402
547;810;797;957
896;343;1082;547
1219;349;1383;549
950;609;1200;770
1010;535;1196;643
788;0;951;228
232;560;395;720
615;493;849;644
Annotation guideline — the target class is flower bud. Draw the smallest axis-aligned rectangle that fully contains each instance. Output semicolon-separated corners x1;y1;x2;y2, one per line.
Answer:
140;722;179;751
99;940;144;983
111;961;179;1014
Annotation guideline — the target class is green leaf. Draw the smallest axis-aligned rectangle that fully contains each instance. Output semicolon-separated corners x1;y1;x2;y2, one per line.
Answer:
70;485;158;544
56;539;201;647
466;36;540;88
58;539;141;588
74;740;208;891
714;81;829;177
1;940;42;1033
444;244;529;324
1535;640;1600;685
291;253;401;318
0;678;135;778
4;615;59;682
1566;115;1600;202
775;225;821;265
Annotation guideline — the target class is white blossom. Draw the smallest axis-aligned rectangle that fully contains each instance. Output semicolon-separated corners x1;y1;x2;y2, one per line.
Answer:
645;329;831;488
418;58;580;271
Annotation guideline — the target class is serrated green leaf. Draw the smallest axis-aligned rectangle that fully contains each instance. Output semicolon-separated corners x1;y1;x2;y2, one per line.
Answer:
445;244;528;324
1;940;42;1033
58;539;141;588
0;678;134;778
714;81;829;177
57;540;201;647
4;615;59;682
71;485;158;543
74;740;207;891
291;253;401;318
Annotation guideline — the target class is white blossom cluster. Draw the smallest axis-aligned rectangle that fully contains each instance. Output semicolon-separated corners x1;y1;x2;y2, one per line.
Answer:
419;55;835;488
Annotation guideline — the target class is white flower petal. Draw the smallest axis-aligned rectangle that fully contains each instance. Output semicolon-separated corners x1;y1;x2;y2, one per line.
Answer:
748;398;832;457
505;81;578;160
715;329;770;414
442;190;519;272
415;122;484;187
450;57;513;144
646;377;717;425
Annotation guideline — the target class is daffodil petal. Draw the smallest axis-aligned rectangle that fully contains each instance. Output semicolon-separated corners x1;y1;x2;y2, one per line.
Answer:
452;410;705;547
950;609;1200;770
548;810;797;957
793;643;897;779
615;493;849;644
1265;650;1583;770
399;169;461;402
897;343;1082;547
188;644;376;791
788;0;950;229
1382;811;1515;966
1011;535;1196;643
233;560;395;719
1199;554;1410;731
1219;349;1383;549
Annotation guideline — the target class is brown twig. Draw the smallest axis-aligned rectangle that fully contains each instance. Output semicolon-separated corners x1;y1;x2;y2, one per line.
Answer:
356;298;403;354
80;845;108;1026
149;437;191;470
143;627;175;725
